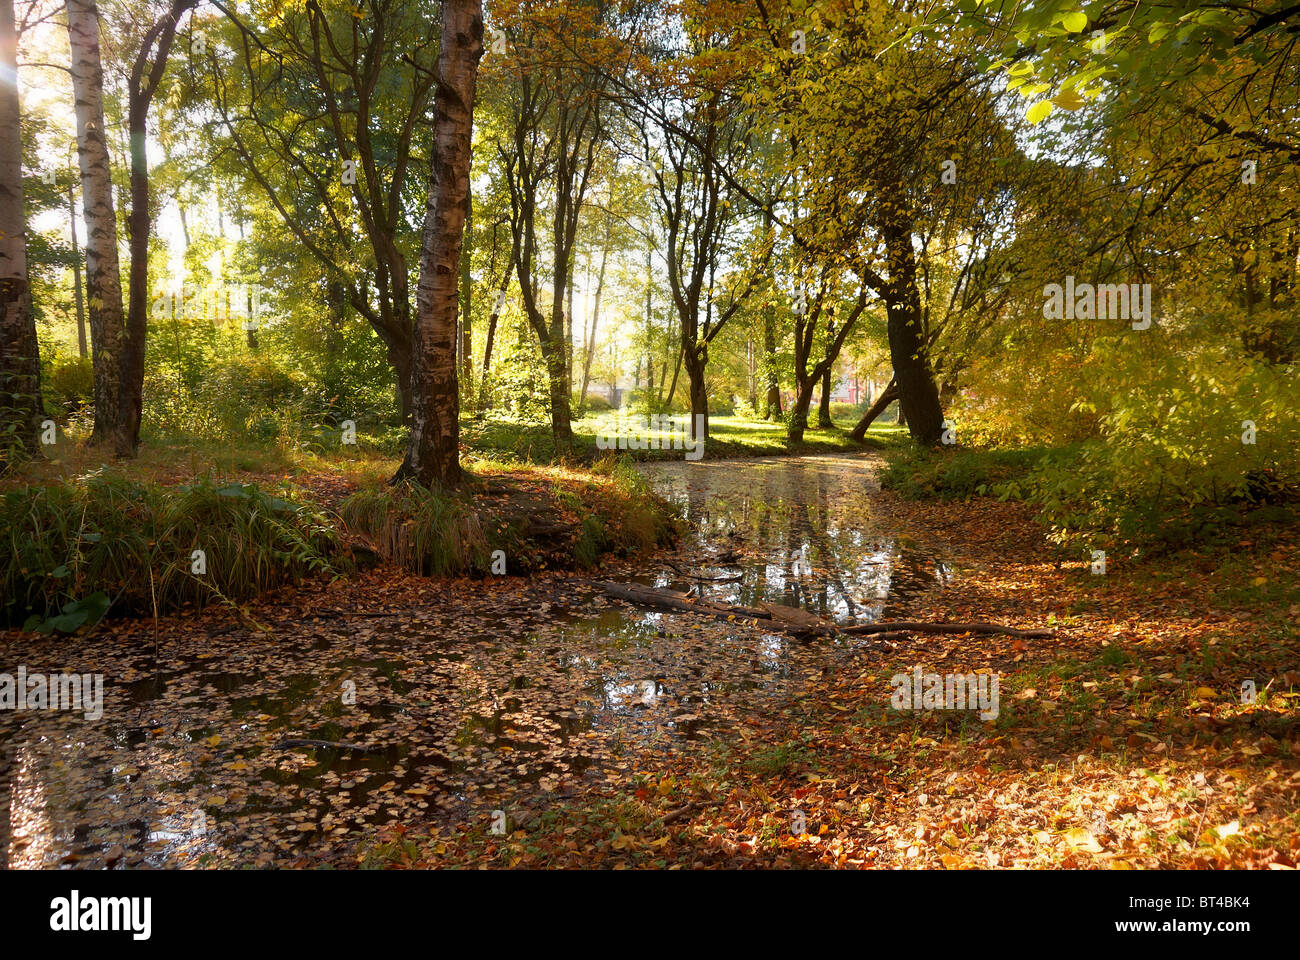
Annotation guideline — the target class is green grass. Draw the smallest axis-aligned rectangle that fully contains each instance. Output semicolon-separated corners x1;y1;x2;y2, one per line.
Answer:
338;480;490;576
464;414;904;465
879;444;1058;502
1;474;344;627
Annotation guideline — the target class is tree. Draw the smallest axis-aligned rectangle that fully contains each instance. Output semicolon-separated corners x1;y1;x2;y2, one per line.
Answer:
636;81;761;441
207;0;441;422
785;272;868;443
119;0;198;455
490;0;613;444
394;0;484;486
0;0;41;462
68;0;130;455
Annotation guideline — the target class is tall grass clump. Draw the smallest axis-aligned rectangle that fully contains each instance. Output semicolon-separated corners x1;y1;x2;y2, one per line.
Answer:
339;480;490;575
1;474;344;628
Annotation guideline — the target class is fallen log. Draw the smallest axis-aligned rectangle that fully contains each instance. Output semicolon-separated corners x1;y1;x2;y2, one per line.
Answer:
595;581;830;634
596;582;1052;640
757;601;835;635
842;620;1054;639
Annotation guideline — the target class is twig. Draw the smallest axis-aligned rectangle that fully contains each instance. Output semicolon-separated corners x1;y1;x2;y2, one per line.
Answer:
842;620;1054;639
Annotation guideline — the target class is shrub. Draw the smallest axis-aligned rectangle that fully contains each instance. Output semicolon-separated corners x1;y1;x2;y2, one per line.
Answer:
45;356;94;414
880;445;1054;502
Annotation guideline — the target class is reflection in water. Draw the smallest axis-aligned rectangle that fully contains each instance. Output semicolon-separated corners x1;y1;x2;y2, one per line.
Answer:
644;454;953;623
0;453;956;867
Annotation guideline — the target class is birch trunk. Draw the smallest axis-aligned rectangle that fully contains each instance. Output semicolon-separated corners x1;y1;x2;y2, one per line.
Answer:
394;0;483;486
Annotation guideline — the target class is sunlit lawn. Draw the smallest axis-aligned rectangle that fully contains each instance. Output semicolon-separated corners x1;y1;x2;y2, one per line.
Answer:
5;413;905;493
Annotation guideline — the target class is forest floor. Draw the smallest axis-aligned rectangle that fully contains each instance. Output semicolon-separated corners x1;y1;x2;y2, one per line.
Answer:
363;465;1300;869
1;451;1296;869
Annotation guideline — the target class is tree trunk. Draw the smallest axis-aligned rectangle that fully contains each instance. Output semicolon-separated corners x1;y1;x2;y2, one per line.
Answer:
394;0;483;487
459;185;473;387
391;342;413;424
817;365;833;427
68;0;128;456
543;338;573;443
850;377;897;441
664;345;683;408
786;381;816;443
684;347;708;440
882;218;943;445
762;303;781;420
118;0;194;456
0;0;41;459
68;184;87;358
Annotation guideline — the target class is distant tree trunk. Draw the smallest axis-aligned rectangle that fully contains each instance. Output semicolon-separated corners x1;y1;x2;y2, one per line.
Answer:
68;184;87;358
394;0;483;487
762;303;781;420
459;185;473;387
746;338;757;411
817;364;833;427
850;377;897;442
577;234;608;416
565;258;574;383
0;0;41;459
69;0;129;455
478;229;517;412
787;292;866;443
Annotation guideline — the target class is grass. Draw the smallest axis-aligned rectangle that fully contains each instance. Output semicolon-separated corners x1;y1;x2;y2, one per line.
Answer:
463;415;904;465
0;410;870;628
339;481;490;576
879;444;1059;502
1;473;344;627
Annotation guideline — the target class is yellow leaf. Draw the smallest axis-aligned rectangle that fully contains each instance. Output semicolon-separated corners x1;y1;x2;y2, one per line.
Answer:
1062;828;1103;852
1027;101;1054;124
1061;11;1088;33
1053;88;1086;111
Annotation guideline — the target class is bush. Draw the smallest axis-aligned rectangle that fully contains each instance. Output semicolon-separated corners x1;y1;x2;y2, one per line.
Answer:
45;355;94;414
881;445;1054;502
